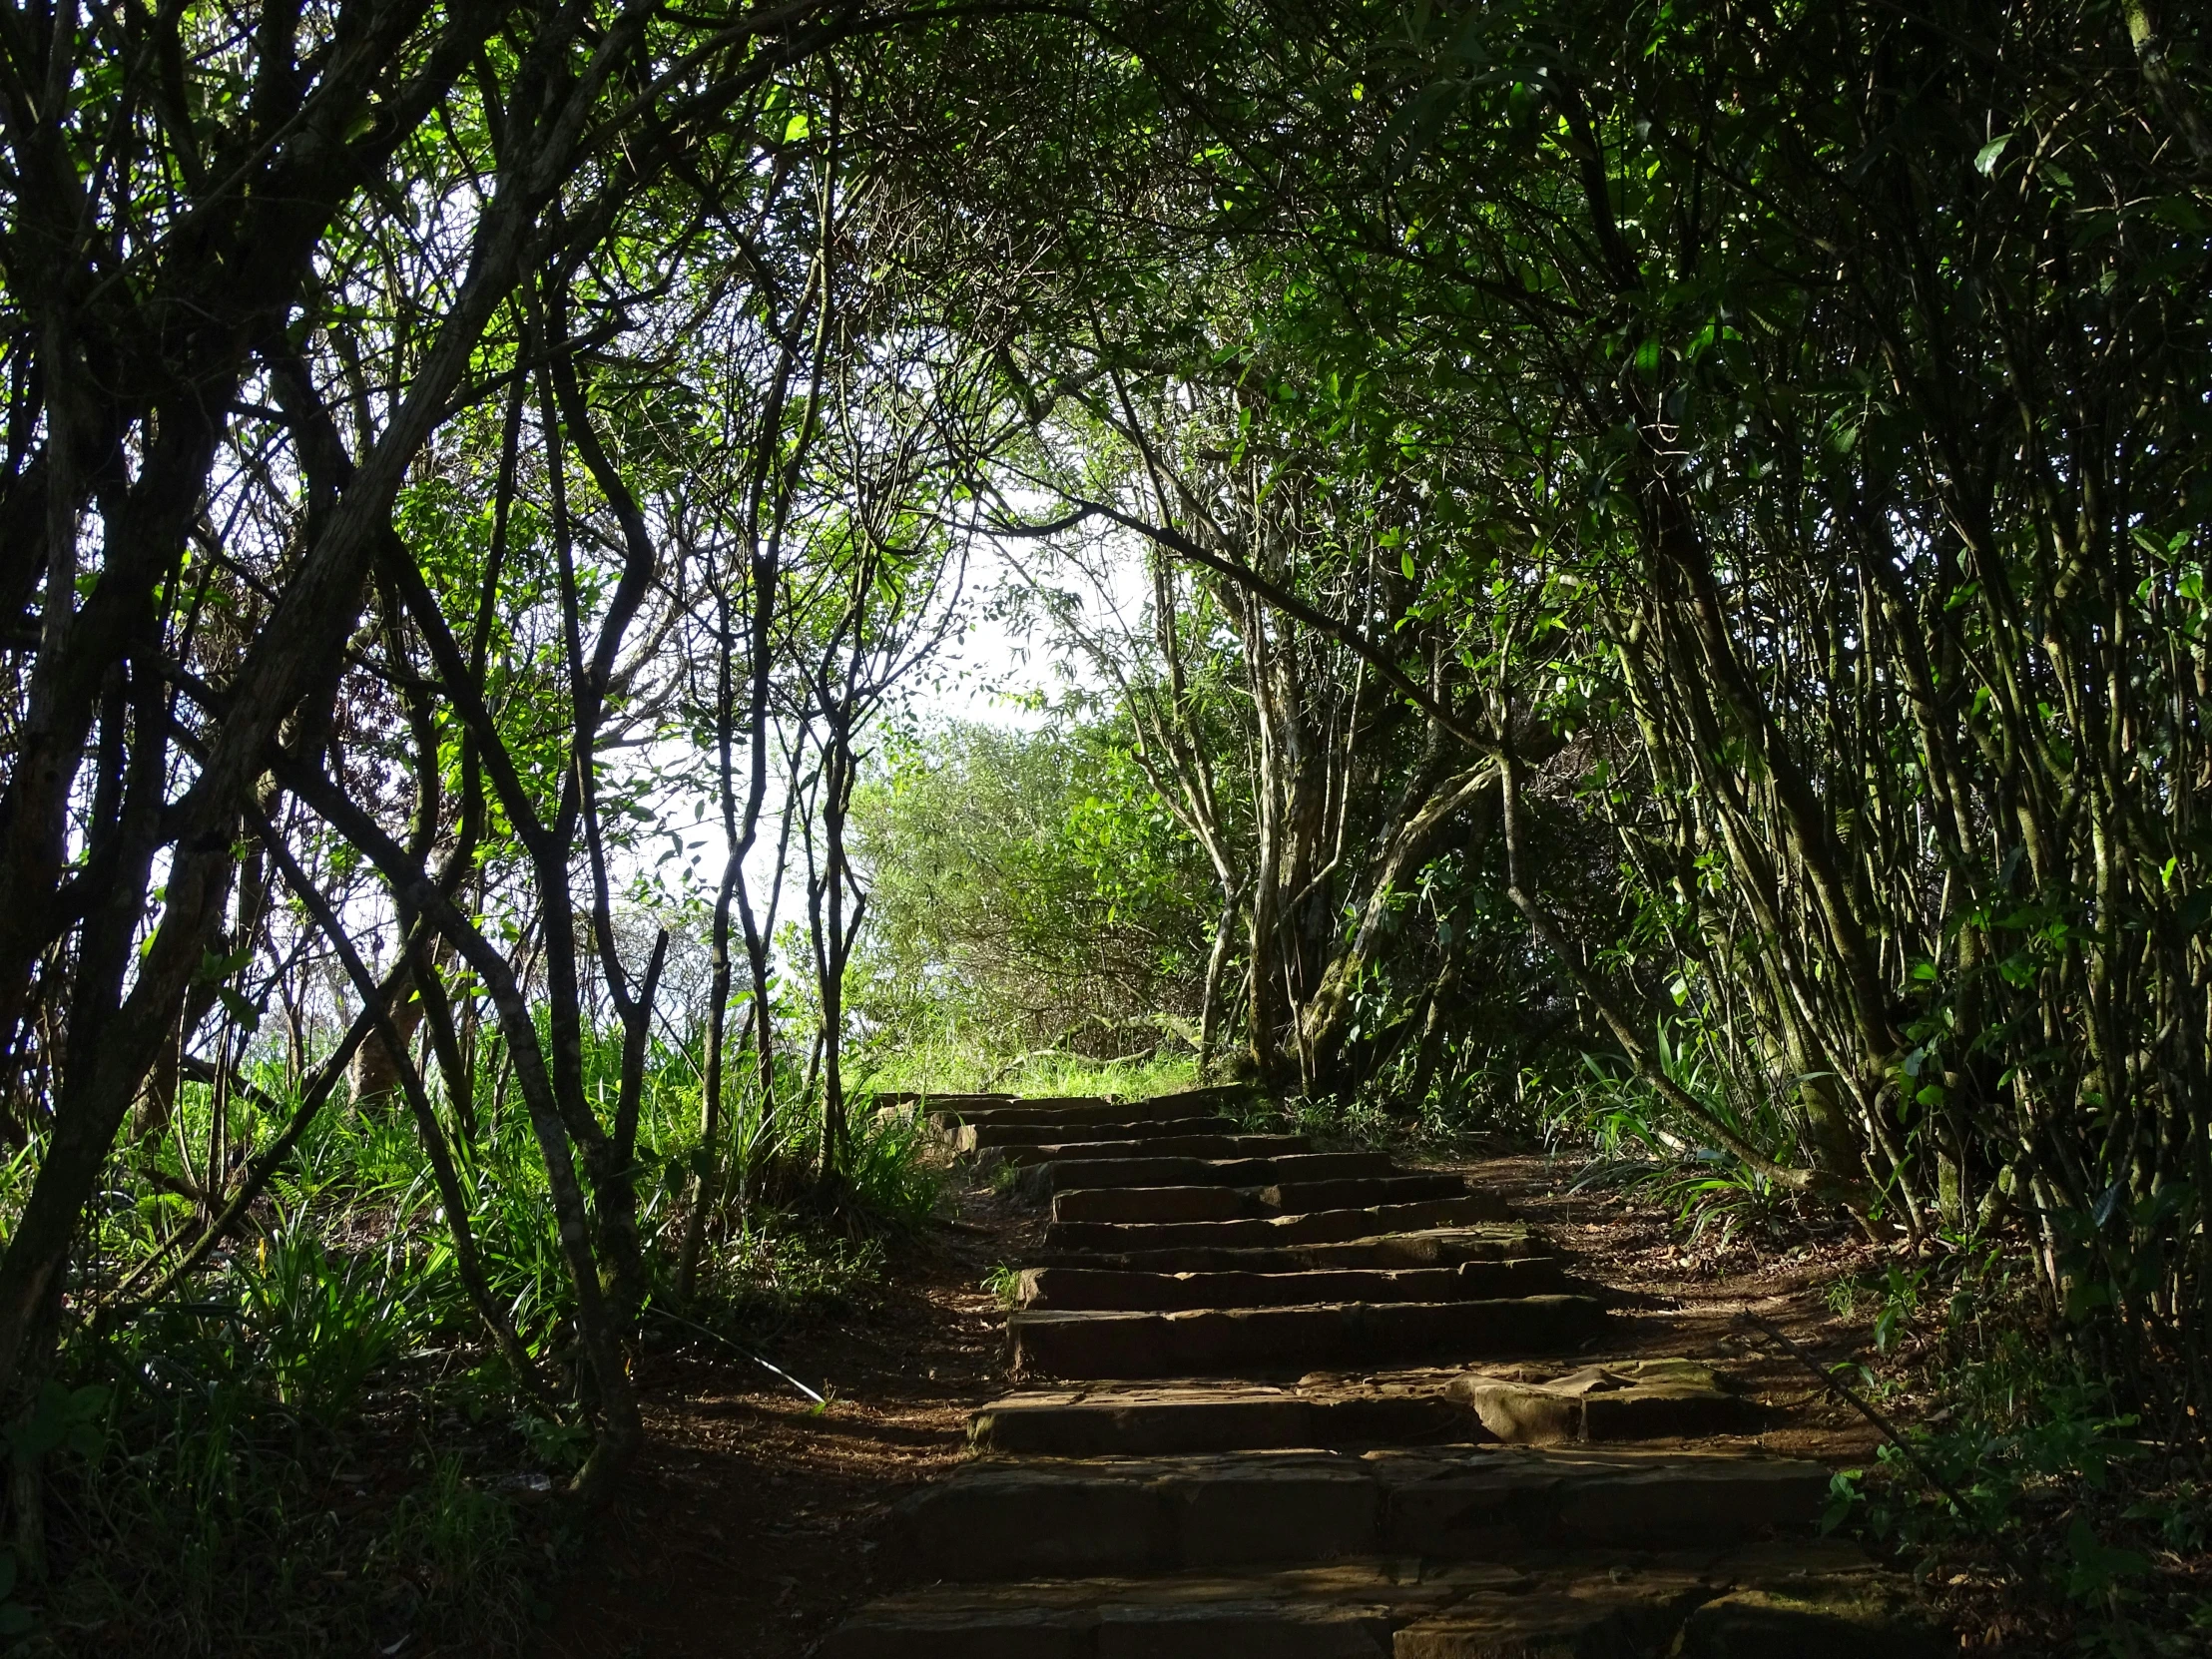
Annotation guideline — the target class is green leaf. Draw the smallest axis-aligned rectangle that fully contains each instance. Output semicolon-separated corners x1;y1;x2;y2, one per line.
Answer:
195;945;254;984
2064;1512;2150;1600
1974;133;2012;176
218;985;262;1034
784;112;811;143
1818;1468;1864;1535
1399;548;1415;579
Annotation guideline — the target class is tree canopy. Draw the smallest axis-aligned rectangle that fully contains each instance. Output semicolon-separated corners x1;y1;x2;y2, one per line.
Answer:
0;0;2207;1638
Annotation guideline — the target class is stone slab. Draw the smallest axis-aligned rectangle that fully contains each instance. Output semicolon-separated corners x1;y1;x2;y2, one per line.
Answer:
1034;1226;1549;1276
891;1453;1380;1578
824;1561;1523;1659
1010;1295;1608;1379
1050;1174;1470;1226
1393;1573;1713;1657
1097;1598;1395;1658
1448;1360;1749;1444
971;1388;1323;1455
1379;1447;1829;1556
1020;1262;1567;1312
997;1132;1312;1165
891;1448;1833;1580
1044;1194;1516;1254
1022;1150;1395;1194
873;1091;1013;1113
1139;1083;1267;1116
930;1094;1224;1130
968;1385;1472;1455
1256;1175;1470;1211
827;1550;1932;1659
1052;1184;1270;1224
963;1116;1240;1151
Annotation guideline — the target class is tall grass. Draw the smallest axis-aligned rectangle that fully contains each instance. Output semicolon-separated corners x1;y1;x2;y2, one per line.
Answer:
10;1018;944;1654
1535;1021;1813;1249
854;1038;1199;1101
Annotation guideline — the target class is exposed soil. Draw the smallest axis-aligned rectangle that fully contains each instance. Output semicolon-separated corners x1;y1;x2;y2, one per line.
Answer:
542;1180;1036;1659
545;1147;1894;1657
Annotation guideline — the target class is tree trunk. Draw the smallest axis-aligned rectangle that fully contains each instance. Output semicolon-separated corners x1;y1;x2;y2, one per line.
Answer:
1198;880;1244;1077
346;968;424;1105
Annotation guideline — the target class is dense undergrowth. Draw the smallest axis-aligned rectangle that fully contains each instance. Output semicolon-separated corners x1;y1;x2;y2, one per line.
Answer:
1820;1265;2212;1657
1;1029;956;1656
16;1007;2203;1658
1272;1028;2212;1659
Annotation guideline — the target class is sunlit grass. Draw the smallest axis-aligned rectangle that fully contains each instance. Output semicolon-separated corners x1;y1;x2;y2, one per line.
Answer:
854;1037;1200;1100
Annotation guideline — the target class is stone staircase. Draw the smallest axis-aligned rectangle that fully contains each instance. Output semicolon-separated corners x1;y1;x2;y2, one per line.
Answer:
826;1088;1936;1658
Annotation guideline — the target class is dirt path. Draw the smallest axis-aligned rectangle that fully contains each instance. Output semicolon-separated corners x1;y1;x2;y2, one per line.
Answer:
544;1182;1032;1659
549;1134;1898;1656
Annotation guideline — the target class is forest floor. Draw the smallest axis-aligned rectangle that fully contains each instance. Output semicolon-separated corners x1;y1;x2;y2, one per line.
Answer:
544;1146;1898;1658
542;1175;1042;1659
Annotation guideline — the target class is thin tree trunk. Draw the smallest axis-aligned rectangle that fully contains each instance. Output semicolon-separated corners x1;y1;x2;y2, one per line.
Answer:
1198;880;1244;1077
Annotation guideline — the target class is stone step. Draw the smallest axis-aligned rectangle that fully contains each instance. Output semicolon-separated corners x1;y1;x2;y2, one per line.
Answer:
958;1116;1241;1152
1009;1295;1608;1379
1018;1259;1570;1312
887;1446;1832;1581
1138;1082;1267;1117
1021;1150;1396;1195
995;1131;1312;1166
969;1384;1471;1455
1034;1225;1550;1276
872;1090;1014;1112
1043;1195;1513;1255
939;1109;1218;1137
1050;1174;1469;1226
1448;1358;1753;1443
828;1543;1928;1659
820;1559;1508;1659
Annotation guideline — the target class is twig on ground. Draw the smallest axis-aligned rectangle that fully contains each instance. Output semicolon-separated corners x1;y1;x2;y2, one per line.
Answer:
651;1307;830;1405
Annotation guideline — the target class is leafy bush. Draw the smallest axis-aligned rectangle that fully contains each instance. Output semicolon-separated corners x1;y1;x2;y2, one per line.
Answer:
1820;1261;2210;1653
9;1010;953;1653
845;720;1219;1060
234;1219;418;1426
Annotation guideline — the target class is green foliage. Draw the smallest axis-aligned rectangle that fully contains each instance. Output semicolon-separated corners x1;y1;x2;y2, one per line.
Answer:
36;1295;535;1656
1818;1260;2210;1650
5;1382;110;1467
693;1227;889;1324
27;1016;942;1652
233;1219;416;1426
859;1040;1199;1103
846;720;1218;1059
0;1551;32;1640
381;1453;523;1619
1550;1025;1809;1247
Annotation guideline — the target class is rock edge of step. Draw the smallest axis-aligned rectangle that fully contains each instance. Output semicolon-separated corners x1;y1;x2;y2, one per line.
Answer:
889;1445;1833;1579
825;1542;1933;1659
1009;1294;1609;1380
